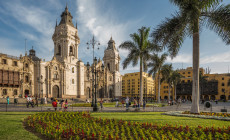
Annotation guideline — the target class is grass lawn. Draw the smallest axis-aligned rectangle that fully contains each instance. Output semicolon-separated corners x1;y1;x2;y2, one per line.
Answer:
91;112;230;128
0;112;40;140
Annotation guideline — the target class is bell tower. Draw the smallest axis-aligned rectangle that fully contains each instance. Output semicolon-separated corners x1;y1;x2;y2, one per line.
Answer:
103;37;120;72
52;5;80;63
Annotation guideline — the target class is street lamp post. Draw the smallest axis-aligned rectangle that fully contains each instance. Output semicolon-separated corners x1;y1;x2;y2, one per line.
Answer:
87;58;104;111
87;36;100;107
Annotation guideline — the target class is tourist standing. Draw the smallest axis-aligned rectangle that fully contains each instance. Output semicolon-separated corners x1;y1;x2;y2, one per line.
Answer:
6;96;9;105
52;99;57;111
125;97;129;110
64;99;68;111
44;96;47;104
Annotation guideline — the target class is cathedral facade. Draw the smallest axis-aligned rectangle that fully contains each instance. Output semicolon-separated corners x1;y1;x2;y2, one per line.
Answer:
0;6;122;99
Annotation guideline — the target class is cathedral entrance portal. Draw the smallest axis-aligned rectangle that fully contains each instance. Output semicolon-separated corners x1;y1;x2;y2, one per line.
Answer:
53;85;60;98
25;90;29;97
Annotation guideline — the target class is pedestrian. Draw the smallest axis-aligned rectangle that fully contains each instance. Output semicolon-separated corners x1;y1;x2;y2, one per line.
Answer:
100;99;103;110
121;100;125;108
35;96;38;107
64;99;68;111
6;96;9;105
177;98;181;107
125;97;129;110
116;100;119;107
134;99;137;108
26;95;33;108
143;99;146;110
61;98;65;110
52;99;57;111
44;96;47;104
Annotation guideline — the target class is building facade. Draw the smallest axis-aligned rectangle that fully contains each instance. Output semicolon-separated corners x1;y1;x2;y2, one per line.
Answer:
155;67;230;101
0;6;122;99
122;72;155;99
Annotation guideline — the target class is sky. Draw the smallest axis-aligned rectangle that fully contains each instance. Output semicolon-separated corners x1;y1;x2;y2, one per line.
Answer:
0;0;230;75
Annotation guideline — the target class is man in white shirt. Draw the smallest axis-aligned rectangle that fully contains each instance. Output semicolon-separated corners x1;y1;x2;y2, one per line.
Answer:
27;96;33;108
125;97;129;110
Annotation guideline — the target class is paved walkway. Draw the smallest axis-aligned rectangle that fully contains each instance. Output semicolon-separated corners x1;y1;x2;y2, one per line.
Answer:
0;102;229;113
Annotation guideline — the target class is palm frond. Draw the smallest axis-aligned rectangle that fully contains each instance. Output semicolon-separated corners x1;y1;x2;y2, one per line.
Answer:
151;12;188;58
204;4;230;44
119;41;137;50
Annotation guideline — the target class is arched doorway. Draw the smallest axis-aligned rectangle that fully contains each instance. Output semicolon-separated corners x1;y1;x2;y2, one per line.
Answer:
24;90;29;97
109;89;113;98
87;87;91;98
187;96;191;101
220;95;226;101
211;95;215;100
164;96;168;100
52;85;59;98
204;95;209;101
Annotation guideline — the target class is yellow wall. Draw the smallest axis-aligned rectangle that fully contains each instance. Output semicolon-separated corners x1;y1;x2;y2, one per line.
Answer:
122;72;154;98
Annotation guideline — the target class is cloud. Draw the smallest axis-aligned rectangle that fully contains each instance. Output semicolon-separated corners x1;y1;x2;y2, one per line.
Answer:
201;51;230;64
166;54;192;64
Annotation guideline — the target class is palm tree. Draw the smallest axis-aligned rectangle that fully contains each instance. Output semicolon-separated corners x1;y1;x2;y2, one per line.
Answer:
161;64;173;101
151;1;230;113
148;53;168;103
199;72;208;99
171;71;182;101
119;27;152;105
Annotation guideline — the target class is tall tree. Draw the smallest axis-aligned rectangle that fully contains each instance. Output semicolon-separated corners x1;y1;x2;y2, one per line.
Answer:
161;64;173;101
148;53;168;103
119;27;152;105
171;70;182;100
151;0;230;113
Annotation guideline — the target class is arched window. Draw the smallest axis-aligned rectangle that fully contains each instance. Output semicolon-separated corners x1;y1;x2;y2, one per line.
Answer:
3;89;7;95
25;76;29;83
14;90;17;95
53;73;58;79
69;46;73;55
54;66;57;70
57;45;61;55
25;63;28;68
107;63;110;71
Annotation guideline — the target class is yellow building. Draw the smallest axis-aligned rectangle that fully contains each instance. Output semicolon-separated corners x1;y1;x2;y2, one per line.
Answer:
122;72;155;99
155;67;204;101
156;67;230;101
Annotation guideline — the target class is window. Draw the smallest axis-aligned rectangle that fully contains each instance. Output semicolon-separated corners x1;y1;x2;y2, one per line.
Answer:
57;45;61;55
188;80;190;82
222;77;224;80
72;67;74;73
25;63;28;68
72;79;74;84
14;90;17;95
183;72;185;74
54;66;57;70
25;76;29;83
222;88;225;92
188;72;191;74
222;83;225;86
13;61;17;66
3;89;7;95
53;73;58;79
69;46;73;55
2;59;7;64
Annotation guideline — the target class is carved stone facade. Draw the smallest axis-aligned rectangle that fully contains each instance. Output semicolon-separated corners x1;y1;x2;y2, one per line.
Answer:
0;6;122;99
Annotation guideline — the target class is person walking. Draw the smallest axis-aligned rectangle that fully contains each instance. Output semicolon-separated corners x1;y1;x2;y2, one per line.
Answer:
44;96;47;105
26;95;33;108
52;99;57;111
64;99;68;112
6;96;9;105
125;97;129;110
100;99;103;110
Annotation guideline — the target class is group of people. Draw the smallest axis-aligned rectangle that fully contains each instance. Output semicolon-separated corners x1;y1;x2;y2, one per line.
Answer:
26;95;48;108
52;98;68;111
124;97;146;110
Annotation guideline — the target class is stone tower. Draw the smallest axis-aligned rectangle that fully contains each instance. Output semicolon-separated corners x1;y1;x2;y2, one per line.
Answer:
51;5;84;98
103;37;122;98
52;5;80;63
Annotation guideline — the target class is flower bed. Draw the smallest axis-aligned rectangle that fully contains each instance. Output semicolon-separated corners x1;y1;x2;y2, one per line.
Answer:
25;112;230;139
164;111;230;121
183;111;230;117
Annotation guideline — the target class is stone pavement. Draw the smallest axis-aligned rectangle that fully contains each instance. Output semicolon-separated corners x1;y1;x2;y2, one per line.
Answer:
0;102;229;113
